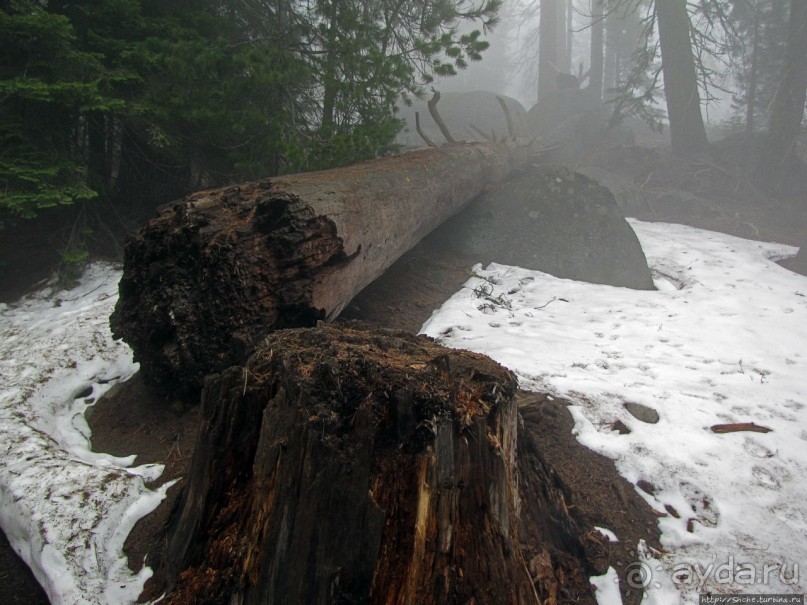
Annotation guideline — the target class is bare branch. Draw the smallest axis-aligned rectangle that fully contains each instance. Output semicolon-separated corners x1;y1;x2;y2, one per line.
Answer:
415;112;437;147
427;90;457;144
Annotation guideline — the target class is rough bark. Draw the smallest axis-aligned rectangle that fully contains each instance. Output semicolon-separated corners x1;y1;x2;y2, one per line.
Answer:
150;325;602;605
656;0;709;155
110;142;535;397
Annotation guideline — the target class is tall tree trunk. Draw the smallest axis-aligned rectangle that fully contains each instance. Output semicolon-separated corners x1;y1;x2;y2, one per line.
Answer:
321;0;340;132
655;0;709;154
111;141;537;397
745;1;761;134
566;0;574;71
754;0;807;187
556;0;569;74
538;0;560;100
588;0;605;100
87;111;109;198
603;0;618;97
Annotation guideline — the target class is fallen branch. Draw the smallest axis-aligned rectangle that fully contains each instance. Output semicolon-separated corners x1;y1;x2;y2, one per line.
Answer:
710;422;772;434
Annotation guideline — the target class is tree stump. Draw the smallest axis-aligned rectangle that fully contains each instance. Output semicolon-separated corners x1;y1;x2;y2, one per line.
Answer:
150;325;602;604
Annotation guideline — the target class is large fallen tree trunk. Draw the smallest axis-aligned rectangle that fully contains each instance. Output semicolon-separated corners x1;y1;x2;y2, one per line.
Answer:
111;142;535;396
145;325;604;604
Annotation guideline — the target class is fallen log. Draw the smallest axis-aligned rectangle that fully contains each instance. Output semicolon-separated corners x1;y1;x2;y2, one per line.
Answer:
147;325;600;604
110;141;536;396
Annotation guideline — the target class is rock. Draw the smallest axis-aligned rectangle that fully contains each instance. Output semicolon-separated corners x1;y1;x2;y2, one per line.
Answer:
790;242;807;277
395;90;529;147
624;402;660;424
574;166;652;217
636;480;657;496
610;420;632;435
438;166;656;290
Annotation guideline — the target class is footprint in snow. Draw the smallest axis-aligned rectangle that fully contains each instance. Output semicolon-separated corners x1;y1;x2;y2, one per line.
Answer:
752;465;781;490
679;480;720;528
743;437;774;459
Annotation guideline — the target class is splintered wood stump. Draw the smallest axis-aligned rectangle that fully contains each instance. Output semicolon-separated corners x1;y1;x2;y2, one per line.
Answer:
153;326;600;605
110;142;534;396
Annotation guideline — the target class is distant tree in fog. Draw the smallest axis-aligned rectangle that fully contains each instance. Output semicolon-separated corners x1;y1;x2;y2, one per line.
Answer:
729;0;789;133
754;0;807;190
588;0;605;100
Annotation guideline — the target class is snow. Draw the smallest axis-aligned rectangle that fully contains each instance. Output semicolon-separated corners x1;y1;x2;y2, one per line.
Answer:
0;220;804;604
421;220;806;603
0;264;174;605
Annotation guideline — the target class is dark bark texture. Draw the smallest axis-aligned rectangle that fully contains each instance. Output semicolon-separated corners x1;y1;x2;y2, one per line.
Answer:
152;325;604;605
656;0;709;155
110;142;534;397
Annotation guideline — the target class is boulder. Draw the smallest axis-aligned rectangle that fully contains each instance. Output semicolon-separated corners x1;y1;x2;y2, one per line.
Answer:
437;166;656;290
395;90;529;147
791;243;807;277
574;165;653;217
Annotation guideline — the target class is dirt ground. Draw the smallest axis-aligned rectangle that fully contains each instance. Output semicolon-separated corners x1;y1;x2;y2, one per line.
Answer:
1;141;805;604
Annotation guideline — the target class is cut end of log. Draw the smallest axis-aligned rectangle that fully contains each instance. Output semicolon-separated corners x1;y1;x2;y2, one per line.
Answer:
110;183;350;397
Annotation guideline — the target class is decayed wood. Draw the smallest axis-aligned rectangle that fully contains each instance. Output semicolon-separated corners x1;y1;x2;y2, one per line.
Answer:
150;325;599;605
111;141;535;396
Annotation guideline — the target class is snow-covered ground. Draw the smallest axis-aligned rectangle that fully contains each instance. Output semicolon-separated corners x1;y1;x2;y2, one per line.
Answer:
0;219;804;604
422;220;807;603
0;264;173;605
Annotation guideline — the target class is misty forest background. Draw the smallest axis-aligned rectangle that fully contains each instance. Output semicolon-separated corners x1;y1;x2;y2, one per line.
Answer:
1;0;805;279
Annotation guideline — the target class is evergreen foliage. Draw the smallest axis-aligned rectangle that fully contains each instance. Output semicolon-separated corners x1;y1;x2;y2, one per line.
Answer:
0;0;499;219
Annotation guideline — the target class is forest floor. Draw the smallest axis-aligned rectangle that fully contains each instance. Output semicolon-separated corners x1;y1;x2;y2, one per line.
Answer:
0;138;805;604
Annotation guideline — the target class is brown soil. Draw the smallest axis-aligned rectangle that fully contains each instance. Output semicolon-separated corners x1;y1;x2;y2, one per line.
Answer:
1;139;804;604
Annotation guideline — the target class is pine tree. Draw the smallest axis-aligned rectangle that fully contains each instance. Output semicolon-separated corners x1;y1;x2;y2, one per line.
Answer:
0;1;124;216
